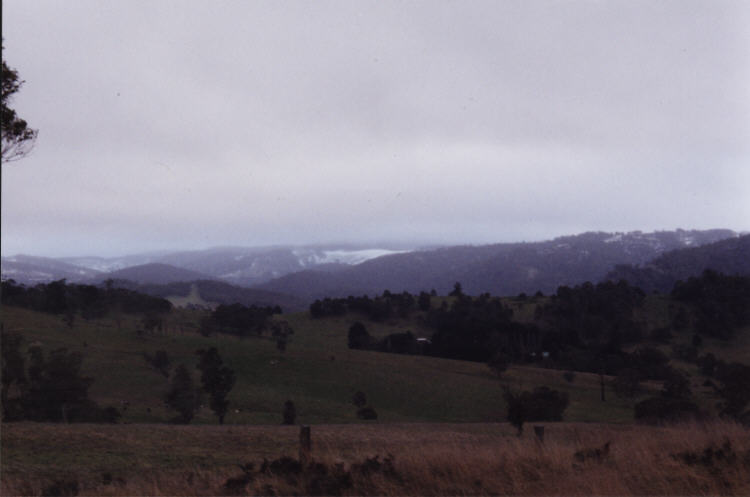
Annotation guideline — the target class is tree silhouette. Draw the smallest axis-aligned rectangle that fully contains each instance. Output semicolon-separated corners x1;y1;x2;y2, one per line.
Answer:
196;348;236;424
2;44;38;162
165;364;201;424
282;400;296;425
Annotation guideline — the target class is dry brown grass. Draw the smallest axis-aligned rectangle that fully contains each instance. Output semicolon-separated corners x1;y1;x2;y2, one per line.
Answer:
2;421;749;496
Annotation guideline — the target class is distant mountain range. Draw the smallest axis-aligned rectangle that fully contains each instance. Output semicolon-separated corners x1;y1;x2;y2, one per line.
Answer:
254;229;743;301
2;229;746;307
2;245;409;286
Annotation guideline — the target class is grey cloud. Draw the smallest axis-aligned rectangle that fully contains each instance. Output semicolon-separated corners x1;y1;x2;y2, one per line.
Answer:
2;0;748;257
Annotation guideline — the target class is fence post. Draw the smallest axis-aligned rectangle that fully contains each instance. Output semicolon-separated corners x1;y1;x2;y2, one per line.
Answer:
533;425;545;444
299;425;311;465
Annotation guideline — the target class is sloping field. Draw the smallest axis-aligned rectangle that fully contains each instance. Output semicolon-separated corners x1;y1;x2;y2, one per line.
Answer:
1;306;639;425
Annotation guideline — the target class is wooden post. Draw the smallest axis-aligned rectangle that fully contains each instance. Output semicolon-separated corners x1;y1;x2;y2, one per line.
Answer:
600;371;606;402
299;425;311;465
533;425;544;444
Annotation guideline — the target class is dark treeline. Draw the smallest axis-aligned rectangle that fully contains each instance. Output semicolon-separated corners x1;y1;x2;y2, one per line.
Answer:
1;279;172;318
199;303;282;337
1;333;120;423
310;289;432;321
333;271;750;423
672;270;750;340
333;272;750;407
427;293;534;362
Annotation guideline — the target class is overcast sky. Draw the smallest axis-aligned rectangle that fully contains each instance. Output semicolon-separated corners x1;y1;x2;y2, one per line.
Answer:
2;1;749;257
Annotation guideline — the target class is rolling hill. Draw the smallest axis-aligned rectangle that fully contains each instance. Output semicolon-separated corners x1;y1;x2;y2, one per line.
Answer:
102;263;212;285
604;234;750;293
0;255;103;284
254;230;738;302
2;245;409;287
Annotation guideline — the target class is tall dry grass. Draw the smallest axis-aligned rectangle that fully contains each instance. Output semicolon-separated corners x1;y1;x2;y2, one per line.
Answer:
2;421;749;496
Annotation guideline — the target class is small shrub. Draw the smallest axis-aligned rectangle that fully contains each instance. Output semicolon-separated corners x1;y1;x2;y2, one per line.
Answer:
562;371;575;383
487;352;510;378
671;438;743;470
357;406;378;420
222;463;254;495
282;400;296;425
347;322;371;349
42;479;79;496
574;441;612;463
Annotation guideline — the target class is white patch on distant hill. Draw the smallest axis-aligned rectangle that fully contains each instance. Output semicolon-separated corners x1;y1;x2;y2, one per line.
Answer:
307;249;408;266
604;234;623;243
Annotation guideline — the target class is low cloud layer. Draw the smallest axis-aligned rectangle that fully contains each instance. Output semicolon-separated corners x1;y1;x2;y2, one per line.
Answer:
2;1;749;256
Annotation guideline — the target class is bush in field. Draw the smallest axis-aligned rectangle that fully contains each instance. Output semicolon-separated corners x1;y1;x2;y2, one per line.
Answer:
487;351;510;378
165;364;201;424
282;400;296;425
196;348;236;424
356;406;378;420
504;386;569;434
713;362;750;420
347;322;371;350
1;332;26;420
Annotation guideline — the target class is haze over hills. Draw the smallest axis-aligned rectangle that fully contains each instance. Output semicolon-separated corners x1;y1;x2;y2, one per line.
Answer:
2;245;410;286
0;255;104;283
2;230;745;307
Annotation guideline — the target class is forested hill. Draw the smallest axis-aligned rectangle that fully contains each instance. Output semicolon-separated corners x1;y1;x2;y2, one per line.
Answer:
254;230;737;301
605;234;750;293
103;263;211;285
106;279;306;312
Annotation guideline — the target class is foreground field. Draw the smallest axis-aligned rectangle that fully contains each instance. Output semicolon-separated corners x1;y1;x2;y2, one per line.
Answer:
2;421;749;496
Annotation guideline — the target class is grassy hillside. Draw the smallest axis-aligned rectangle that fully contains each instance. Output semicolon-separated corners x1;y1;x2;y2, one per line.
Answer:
1;304;643;425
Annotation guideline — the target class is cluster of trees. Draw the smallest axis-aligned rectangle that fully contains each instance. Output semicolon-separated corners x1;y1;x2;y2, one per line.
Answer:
341;281;654;373
347;322;422;355
426;293;533;362
672;270;750;340
538;280;646;352
164;347;236;424
1;279;172;319
199;303;281;337
310;290;433;321
1;332;119;422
